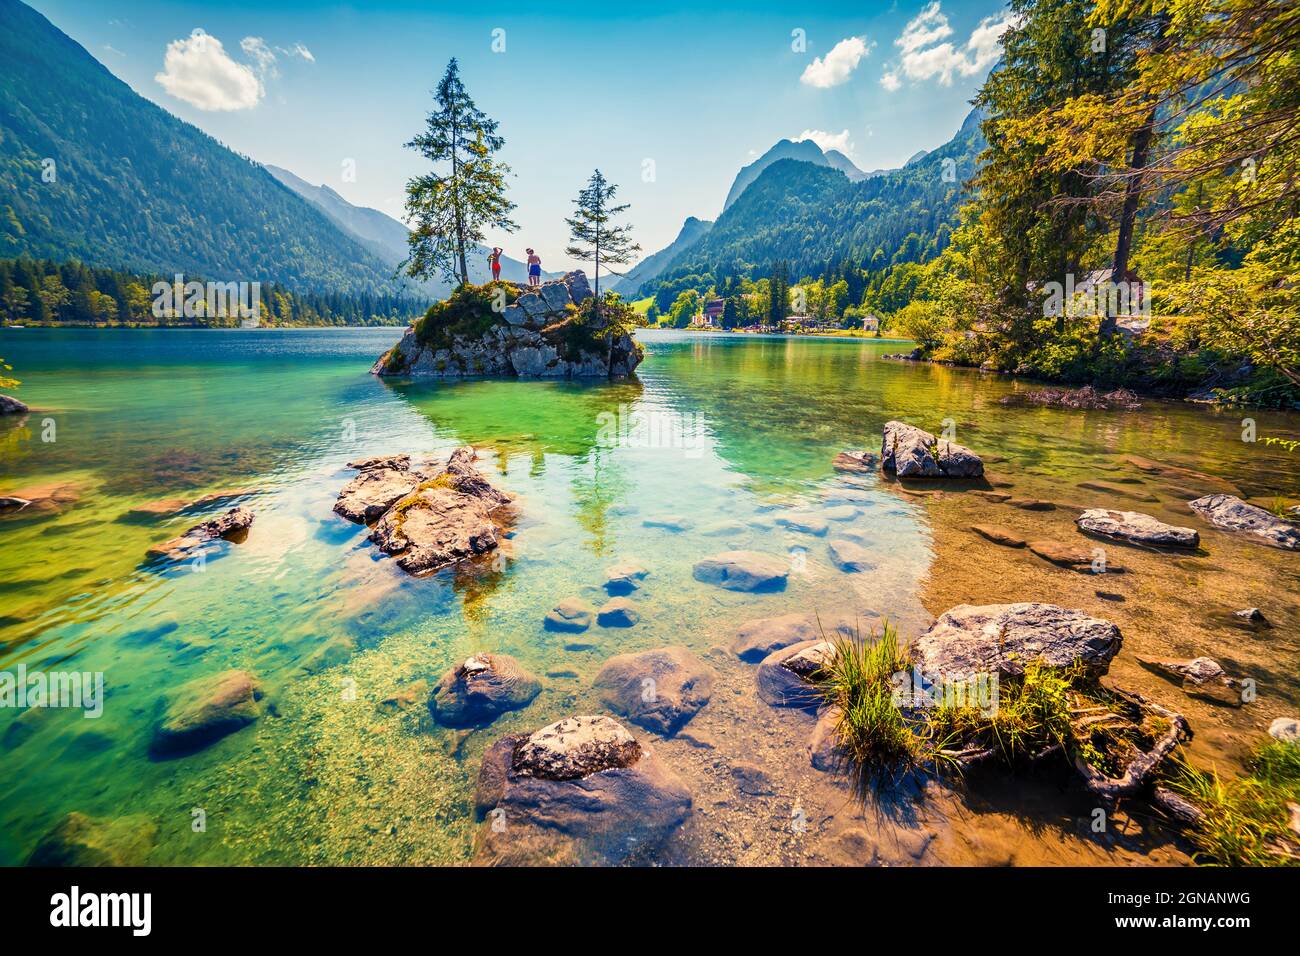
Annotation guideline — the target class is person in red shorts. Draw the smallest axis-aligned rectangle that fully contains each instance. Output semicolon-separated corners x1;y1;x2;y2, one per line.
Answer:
488;247;503;282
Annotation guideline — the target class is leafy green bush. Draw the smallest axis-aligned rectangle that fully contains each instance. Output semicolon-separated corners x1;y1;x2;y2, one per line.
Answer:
414;281;518;350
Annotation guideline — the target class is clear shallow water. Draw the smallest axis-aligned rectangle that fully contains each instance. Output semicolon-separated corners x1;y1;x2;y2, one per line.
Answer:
1;327;1297;866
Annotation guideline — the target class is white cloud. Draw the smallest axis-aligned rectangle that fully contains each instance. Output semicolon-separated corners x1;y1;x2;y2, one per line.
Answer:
797;128;855;157
240;36;279;79
881;4;1018;90
800;36;872;89
155;30;263;111
283;43;315;63
897;2;953;54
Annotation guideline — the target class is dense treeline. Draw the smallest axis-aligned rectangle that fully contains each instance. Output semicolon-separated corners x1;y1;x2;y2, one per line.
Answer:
0;259;427;327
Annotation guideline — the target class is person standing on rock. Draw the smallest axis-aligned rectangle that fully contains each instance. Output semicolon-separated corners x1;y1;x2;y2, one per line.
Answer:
488;247;503;282
526;248;542;287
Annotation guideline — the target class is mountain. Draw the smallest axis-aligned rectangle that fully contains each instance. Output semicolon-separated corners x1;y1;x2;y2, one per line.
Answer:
644;108;986;299
721;139;829;212
823;150;868;182
265;165;540;294
604;216;713;296
0;0;401;295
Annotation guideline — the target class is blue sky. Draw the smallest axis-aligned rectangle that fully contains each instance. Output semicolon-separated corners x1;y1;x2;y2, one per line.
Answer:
30;0;1012;273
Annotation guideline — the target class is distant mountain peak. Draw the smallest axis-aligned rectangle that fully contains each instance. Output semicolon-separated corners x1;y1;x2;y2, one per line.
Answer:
722;138;831;211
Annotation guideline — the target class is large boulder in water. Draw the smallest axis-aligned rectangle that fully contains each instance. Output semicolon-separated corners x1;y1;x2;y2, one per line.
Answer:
334;454;428;523
473;715;691;865
693;550;788;592
372;272;641;380
1188;494;1300;551
880;420;984;478
26;812;157;867
1075;508;1199;549
593;646;714;735
430;652;541;727
911;603;1122;682
150;669;264;756
367;446;512;575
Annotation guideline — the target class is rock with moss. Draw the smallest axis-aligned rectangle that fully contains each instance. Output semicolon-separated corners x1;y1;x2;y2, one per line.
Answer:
366;446;511;575
334;454;429;523
150;669;264;756
880;420;983;479
372;272;640;380
26;812;157;866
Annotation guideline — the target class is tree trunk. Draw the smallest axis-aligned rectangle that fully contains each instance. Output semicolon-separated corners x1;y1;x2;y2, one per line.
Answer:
450;111;468;286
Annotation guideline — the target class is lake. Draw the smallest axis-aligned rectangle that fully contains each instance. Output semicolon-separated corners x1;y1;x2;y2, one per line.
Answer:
1;326;1297;865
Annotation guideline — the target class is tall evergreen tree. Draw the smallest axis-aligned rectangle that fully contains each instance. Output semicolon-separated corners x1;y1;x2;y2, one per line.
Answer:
564;169;641;304
404;59;517;287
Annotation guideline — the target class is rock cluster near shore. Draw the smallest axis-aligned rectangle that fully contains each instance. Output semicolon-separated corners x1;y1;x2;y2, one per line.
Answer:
334;446;512;576
372;271;642;379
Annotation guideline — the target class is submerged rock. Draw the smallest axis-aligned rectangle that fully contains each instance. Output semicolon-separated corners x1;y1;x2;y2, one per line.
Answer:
1076;480;1158;503
373;272;641;380
543;597;595;633
1188;494;1300;551
693;550;788;592
642;515;691;532
827;538;873;572
756;640;836;708
147;506;255;561
0;394;29;414
367;447;511;575
594;645;714;735
604;561;649;595
150;669;264;756
731;611;860;662
1076;508;1199;549
0;495;31;516
333;454;428;523
430;652;541;727
1027;538;1124;573
596;597;641;627
26;812;157;867
473;715;691;865
971;524;1026;548
776;512;829;536
1137;656;1224;685
880;420;984;479
832;449;876;473
0;480;81;520
911;603;1122;681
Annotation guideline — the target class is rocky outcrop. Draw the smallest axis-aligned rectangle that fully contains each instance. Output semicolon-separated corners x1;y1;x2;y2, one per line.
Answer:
756;640;836;708
26;812;157;867
333;454;428;523
880;420;983;478
430;653;541;727
594;646;714;735
372;272;641;380
147;506;254;561
911;603;1122;682
473;716;691;865
731;611;859;662
1188;494;1300;551
1076;509;1199;548
0;394;29;414
692;550;788;592
365;446;511;575
150;669;264;756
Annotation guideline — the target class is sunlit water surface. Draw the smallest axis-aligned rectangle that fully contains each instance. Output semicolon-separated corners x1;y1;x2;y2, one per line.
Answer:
1;327;1297;865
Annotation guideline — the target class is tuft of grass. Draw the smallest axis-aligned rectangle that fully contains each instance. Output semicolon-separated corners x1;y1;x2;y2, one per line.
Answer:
1166;741;1300;866
815;620;919;776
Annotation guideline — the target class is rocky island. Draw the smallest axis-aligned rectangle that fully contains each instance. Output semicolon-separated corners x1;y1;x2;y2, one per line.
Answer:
371;272;642;379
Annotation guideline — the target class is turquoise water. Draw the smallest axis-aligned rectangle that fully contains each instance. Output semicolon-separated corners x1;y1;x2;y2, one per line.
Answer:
1;327;1298;866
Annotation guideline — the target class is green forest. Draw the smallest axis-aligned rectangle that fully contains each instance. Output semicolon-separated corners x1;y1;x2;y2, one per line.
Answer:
0;259;427;327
